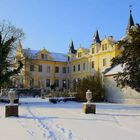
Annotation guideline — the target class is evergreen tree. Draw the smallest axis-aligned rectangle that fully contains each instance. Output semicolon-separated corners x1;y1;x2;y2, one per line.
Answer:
0;21;24;89
111;25;140;92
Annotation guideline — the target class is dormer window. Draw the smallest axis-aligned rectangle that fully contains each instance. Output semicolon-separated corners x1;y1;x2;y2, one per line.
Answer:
41;54;47;60
78;52;82;57
41;54;44;59
68;56;70;61
102;45;105;51
105;44;107;50
102;44;107;51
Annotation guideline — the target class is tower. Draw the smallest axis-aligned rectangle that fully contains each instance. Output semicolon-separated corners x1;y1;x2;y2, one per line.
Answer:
68;40;77;54
91;30;101;54
67;40;77;61
126;9;134;34
93;30;101;44
16;40;23;59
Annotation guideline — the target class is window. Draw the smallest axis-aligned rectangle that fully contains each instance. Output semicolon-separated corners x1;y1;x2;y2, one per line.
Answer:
102;45;105;51
68;56;70;61
63;67;66;73
92;61;94;68
38;65;42;72
105;44;107;50
67;67;70;73
102;44;107;51
78;52;82;57
83;63;86;71
92;48;94;54
55;79;59;87
46;66;51;73
41;54;44;59
103;58;107;66
73;65;75;72
78;64;80;71
41;54;47;60
46;79;50;87
30;65;34;71
55;66;59;73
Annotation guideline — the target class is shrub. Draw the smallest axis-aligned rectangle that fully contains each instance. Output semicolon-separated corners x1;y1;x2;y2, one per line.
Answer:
75;73;105;102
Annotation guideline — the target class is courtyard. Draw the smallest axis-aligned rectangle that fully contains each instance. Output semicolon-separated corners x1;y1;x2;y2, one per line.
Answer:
0;98;140;140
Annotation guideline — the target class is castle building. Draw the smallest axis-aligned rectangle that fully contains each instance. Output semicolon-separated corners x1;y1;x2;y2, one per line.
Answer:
16;44;69;90
15;10;134;90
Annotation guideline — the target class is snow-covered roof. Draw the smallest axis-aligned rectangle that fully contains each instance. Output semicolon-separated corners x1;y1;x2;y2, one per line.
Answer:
23;49;67;62
104;64;124;76
50;52;67;62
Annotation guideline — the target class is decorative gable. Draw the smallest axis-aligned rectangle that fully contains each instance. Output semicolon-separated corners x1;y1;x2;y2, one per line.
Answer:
36;48;52;60
76;47;89;58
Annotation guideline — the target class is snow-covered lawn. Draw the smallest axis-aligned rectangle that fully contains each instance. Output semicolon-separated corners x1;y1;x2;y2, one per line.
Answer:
0;98;140;140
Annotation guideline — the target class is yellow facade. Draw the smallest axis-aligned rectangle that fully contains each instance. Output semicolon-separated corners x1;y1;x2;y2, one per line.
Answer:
70;47;89;81
67;35;121;89
16;45;68;90
89;36;121;72
15;32;121;90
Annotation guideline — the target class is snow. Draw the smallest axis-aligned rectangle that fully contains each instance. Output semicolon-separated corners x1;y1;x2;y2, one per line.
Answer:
1;98;140;140
23;49;67;62
50;52;67;62
105;64;124;76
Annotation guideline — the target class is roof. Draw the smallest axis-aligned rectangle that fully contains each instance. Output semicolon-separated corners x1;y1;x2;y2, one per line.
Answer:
69;40;77;54
23;49;67;62
93;30;101;44
104;64;124;76
50;52;67;62
126;10;134;33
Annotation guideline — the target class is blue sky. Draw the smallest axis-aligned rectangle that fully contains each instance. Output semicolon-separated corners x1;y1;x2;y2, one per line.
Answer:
0;0;140;53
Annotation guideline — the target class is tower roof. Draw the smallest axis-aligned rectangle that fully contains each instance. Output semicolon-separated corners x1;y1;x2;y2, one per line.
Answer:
126;10;134;33
93;30;101;44
69;40;77;54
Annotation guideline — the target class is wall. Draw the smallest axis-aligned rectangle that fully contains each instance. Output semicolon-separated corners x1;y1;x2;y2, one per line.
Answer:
104;76;140;104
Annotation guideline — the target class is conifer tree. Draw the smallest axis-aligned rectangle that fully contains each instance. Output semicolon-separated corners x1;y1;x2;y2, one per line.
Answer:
111;25;140;92
0;21;24;89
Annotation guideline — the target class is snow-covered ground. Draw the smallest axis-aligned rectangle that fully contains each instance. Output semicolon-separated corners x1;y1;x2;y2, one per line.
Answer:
0;98;140;140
